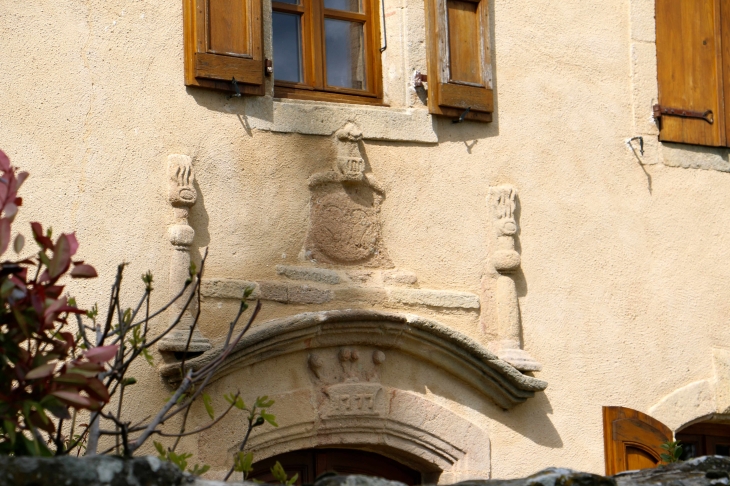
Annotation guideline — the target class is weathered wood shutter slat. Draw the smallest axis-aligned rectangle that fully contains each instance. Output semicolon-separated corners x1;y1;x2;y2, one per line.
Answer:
424;0;493;122
655;0;725;146
184;0;265;95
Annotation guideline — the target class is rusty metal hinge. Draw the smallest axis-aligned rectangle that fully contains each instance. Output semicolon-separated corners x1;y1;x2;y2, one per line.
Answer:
265;59;273;76
653;104;714;124
414;71;428;88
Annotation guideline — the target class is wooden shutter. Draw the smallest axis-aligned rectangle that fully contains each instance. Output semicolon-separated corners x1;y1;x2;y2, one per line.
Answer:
655;0;726;146
603;406;672;475
183;0;265;95
424;0;493;122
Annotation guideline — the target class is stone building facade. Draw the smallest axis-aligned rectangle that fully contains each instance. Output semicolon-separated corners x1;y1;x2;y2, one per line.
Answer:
1;0;730;482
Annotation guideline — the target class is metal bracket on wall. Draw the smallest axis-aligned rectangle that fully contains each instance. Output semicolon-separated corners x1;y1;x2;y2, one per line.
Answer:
629;136;644;156
265;59;273;76
453;107;471;124
414;72;428;88
380;0;387;52
653;104;713;124
228;77;242;99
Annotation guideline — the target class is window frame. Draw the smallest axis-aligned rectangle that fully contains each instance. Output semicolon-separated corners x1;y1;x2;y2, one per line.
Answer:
271;0;384;105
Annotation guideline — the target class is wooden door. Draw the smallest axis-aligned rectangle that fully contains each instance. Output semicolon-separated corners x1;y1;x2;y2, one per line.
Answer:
249;448;422;485
603;406;672;475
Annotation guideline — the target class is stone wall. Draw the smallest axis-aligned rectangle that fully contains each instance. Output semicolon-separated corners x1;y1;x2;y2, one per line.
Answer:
2;456;729;486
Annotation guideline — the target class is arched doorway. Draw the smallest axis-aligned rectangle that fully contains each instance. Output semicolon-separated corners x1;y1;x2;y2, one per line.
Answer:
249;448;422;485
677;422;730;459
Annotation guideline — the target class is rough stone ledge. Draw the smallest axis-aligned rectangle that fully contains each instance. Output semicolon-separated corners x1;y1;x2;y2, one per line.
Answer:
201;278;479;310
2;455;729;486
276;265;341;285
240;97;438;143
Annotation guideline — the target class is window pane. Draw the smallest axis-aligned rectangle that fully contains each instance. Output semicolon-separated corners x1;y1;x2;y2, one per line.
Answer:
272;12;303;83
324;0;361;13
325;19;366;90
274;0;299;4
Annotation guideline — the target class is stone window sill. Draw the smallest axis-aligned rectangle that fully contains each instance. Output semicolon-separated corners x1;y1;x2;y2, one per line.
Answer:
236;97;438;143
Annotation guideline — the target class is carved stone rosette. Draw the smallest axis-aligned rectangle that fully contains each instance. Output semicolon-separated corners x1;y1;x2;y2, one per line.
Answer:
158;155;211;354
304;123;392;267
481;185;542;372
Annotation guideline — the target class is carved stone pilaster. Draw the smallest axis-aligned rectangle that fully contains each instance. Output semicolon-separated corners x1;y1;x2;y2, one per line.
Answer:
481;185;542;372
158;155;211;354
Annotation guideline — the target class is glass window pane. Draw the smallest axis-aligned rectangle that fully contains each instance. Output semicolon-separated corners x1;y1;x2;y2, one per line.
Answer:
272;12;303;83
324;19;366;90
275;0;299;4
324;0;361;12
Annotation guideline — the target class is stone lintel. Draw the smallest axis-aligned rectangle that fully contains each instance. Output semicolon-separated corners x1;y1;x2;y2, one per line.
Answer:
241;97;438;143
276;265;341;285
201;278;479;310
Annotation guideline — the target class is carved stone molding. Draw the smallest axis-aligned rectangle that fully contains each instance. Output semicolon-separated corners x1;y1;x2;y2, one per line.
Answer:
158;155;210;353
211;388;492;484
304;123;392;267
481;185;541;372
160;309;547;409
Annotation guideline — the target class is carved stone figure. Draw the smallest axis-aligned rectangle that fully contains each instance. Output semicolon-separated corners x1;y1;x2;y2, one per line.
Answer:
481;185;542;372
158;155;211;354
304;123;392;267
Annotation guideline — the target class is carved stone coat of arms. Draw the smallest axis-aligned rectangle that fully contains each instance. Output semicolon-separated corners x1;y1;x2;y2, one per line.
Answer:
304;123;392;267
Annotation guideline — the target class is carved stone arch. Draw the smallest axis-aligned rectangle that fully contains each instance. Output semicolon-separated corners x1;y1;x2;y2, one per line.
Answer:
233;388;491;483
166;310;547;482
648;348;730;432
162;309;547;408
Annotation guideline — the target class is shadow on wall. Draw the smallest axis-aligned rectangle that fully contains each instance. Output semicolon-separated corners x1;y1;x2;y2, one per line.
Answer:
189;177;211;265
186;86;275;135
496;389;563;448
391;366;563;450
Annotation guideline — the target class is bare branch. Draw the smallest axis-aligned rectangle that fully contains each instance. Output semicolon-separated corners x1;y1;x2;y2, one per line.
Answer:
155;397;238;438
126;369;194;453
224;419;256;481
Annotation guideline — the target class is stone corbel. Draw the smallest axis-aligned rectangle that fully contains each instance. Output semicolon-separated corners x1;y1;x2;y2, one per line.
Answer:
157;155;211;354
481;185;542;372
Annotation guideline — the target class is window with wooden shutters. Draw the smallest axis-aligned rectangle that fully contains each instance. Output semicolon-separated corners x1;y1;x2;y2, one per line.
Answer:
654;0;728;146
184;0;265;95
424;0;493;122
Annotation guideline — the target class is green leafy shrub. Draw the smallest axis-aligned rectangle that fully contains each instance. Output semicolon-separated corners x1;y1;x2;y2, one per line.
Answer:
0;150;113;456
0;149;278;478
660;440;683;463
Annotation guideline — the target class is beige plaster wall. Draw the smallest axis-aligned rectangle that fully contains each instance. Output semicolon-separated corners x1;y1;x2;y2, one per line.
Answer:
1;0;730;480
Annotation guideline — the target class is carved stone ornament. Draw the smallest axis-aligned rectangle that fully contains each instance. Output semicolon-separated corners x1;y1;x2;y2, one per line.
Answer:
304;123;392;267
481;185;541;372
158;155;210;353
160;309;547;409
308;348;387;418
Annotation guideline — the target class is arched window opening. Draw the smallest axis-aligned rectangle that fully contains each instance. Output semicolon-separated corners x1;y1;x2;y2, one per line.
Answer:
677;422;730;460
249;448;423;485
